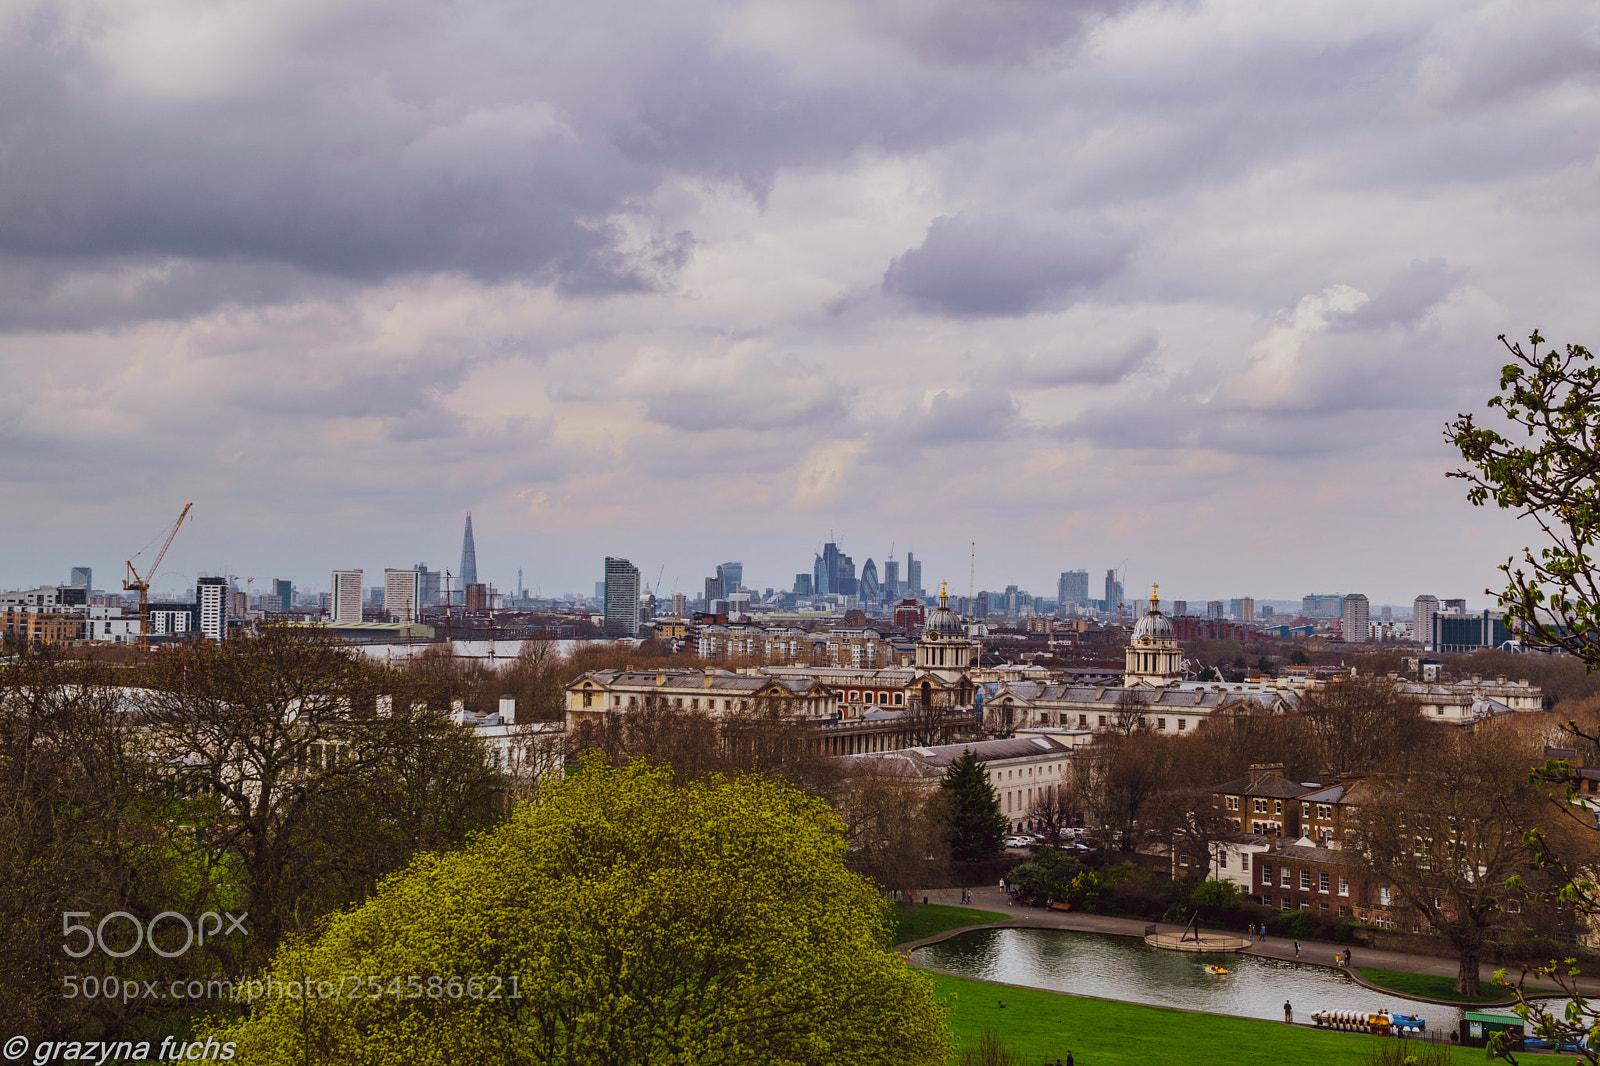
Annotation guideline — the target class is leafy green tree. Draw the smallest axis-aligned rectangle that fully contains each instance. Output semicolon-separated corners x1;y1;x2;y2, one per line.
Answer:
1447;329;1600;661
1006;848;1087;903
211;758;949;1065
939;749;1007;862
1186;879;1242;918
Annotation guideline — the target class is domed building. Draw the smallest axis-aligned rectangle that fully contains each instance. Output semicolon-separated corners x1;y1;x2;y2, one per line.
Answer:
1126;586;1182;687
913;584;978;708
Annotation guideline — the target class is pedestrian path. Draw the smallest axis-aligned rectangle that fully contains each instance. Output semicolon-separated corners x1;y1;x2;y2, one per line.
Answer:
915;884;1600;1001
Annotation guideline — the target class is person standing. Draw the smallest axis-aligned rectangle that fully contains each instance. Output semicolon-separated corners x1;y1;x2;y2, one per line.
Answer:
1284;1000;1293;1024
1294;939;1301;957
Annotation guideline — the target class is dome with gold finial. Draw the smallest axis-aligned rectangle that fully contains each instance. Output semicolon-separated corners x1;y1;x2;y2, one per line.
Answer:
1131;584;1175;644
925;581;964;636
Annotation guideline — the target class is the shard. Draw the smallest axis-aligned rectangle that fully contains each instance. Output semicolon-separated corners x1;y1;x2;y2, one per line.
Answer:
460;512;478;588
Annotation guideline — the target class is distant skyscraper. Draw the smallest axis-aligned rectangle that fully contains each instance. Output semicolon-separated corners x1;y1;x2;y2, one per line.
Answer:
196;576;228;641
1343;593;1371;643
1206;600;1224;619
838;553;857;597
882;560;900;602
1413;595;1440;648
413;564;441;607
1058;570;1089;608
1302;594;1344;619
860;558;880;603
704;575;724;604
604;557;641;637
1105;570;1124;613
793;574;814;596
460;513;478;591
272;579;293;612
384;568;423;623
671;592;687;616
465;583;488;613
70;566;91;589
717;561;743;592
330;570;363;623
906;553;923;600
1239;597;1255;622
1442;598;1467;613
1173;600;1189;617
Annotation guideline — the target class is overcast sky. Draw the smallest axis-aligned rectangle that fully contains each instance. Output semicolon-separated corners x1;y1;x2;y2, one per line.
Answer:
2;0;1595;607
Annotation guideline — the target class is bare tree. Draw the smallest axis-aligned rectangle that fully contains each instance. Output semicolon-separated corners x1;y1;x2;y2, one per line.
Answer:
1140;787;1233;882
137;624;503;968
1025;782;1083;848
1300;675;1430;776
837;763;950;899
1111;687;1150;737
1353;728;1546;995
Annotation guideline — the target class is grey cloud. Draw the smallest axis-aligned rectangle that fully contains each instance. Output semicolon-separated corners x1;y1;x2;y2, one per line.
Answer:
0;256;349;333
998;333;1158;387
882;0;1149;67
883;214;1134;318
643;361;854;433
1331;259;1465;332
889;386;1019;447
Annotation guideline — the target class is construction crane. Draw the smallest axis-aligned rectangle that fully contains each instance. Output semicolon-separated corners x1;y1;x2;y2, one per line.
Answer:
124;503;192;652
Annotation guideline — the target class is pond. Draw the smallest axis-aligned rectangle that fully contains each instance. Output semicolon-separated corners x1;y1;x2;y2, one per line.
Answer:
911;928;1484;1029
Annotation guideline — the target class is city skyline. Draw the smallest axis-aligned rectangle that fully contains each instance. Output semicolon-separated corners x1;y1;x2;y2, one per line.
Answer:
0;1;1583;611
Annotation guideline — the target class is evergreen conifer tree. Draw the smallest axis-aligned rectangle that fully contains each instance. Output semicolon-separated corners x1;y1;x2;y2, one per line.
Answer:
939;748;1007;862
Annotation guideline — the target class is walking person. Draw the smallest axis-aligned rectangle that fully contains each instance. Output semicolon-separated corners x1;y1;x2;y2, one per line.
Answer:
1344;948;1352;967
1294;939;1300;957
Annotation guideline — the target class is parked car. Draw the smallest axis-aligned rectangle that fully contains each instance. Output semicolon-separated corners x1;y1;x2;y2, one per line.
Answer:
1003;836;1031;849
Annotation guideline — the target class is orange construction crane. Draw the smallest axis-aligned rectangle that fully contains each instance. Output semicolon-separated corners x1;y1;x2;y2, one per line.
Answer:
124;503;192;651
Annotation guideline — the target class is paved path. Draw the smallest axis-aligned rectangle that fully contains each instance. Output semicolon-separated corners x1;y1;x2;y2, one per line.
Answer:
916;883;1600;1001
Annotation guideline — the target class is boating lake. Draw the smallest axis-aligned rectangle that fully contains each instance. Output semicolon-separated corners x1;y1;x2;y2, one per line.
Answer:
911;928;1485;1028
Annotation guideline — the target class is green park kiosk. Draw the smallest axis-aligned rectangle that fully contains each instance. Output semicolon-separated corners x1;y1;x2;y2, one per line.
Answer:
1459;1012;1524;1050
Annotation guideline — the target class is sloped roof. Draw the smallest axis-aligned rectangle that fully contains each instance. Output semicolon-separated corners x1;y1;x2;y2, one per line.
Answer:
1211;773;1317;800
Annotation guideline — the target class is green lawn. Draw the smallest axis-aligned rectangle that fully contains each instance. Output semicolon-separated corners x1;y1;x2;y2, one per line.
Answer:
926;971;1488;1065
892;904;1011;946
1357;967;1511;1005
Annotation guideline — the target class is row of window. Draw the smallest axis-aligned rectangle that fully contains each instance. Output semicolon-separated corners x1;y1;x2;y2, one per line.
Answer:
845;690;906;705
1260;864;1350;896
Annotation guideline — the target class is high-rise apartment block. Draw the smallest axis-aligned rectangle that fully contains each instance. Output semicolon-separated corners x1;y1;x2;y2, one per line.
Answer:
1239;597;1255;622
465;583;488;613
907;554;923;600
1058;569;1090;608
1413;595;1440;649
384;568;423;623
604;557;641;637
1206;600;1225;619
196;576;228;641
670;592;687;617
330;570;363;624
1302;594;1344;619
1173;600;1189;617
704;575;724;604
1342;593;1370;643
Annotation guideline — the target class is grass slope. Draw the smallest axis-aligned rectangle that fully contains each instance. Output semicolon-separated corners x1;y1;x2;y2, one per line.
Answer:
893;904;1011;946
1357;967;1509;1005
926;972;1487;1066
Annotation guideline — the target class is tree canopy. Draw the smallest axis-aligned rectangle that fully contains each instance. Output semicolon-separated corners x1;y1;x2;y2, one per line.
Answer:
213;757;949;1065
1448;329;1600;663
